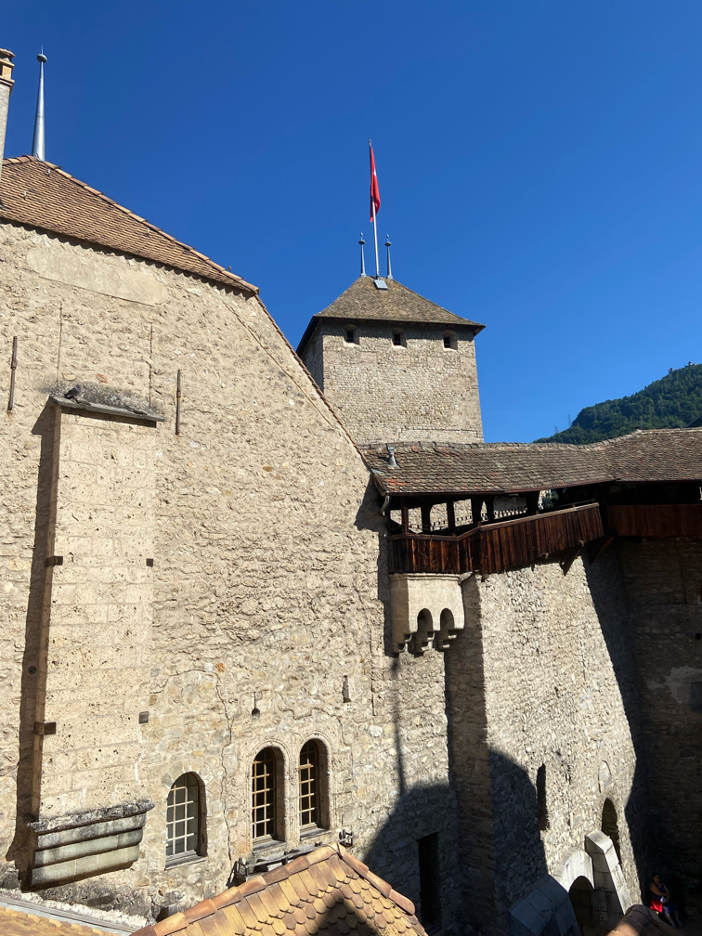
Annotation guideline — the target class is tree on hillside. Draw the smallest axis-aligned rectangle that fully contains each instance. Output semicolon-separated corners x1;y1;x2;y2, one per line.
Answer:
535;364;702;444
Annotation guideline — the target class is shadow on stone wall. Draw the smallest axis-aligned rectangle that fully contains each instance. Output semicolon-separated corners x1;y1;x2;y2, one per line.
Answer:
363;781;461;934
6;403;59;885
584;547;653;897
443;575;549;936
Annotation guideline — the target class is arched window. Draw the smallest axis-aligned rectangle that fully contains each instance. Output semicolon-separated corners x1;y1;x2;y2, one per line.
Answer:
601;798;622;862
166;773;205;860
299;740;329;832
299;741;320;828
252;747;283;841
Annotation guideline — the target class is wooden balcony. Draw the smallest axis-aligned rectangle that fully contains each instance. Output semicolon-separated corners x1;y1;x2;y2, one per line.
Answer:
605;504;702;538
388;503;604;576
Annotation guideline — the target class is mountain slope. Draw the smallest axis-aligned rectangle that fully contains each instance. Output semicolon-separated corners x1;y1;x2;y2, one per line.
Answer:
535;364;702;444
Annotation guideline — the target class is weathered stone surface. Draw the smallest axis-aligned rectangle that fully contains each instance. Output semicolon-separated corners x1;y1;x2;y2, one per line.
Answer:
301;320;483;445
0;224;458;923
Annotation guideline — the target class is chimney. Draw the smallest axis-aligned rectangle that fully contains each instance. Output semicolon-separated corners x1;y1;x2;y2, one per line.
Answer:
0;48;15;196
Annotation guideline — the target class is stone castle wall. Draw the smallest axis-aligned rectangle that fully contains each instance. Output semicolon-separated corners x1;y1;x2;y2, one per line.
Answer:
616;538;702;882
302;322;483;445
446;556;647;935
0;224;459;922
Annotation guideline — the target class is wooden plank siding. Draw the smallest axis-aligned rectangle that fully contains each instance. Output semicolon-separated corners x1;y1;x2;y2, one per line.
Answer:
606;504;702;538
478;503;603;574
387;503;603;575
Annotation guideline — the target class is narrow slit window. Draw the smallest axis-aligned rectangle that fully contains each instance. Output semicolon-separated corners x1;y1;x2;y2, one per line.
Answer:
418;832;442;930
299;741;320;828
345;328;355;344
166;773;202;859
252;748;277;840
537;764;549;830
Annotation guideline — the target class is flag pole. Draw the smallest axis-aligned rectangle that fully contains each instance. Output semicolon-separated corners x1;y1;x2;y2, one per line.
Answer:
369;139;380;279
371;198;380;278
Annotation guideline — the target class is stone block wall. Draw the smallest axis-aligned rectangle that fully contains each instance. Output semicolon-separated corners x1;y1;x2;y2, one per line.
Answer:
301;322;483;444
616;538;702;881
446;557;646;935
0;224;458;923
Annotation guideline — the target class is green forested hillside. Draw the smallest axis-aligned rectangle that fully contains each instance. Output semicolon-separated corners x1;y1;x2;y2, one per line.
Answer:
535;364;702;444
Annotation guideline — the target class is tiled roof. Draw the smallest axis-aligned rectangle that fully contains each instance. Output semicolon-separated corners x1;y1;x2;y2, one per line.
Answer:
361;429;702;496
297;277;484;356
130;844;425;936
0;903;107;935
0;157;257;293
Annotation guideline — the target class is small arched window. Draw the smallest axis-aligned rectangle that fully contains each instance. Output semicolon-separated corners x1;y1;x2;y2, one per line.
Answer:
299;741;320;828
166;773;205;860
252;747;284;841
601;798;622;862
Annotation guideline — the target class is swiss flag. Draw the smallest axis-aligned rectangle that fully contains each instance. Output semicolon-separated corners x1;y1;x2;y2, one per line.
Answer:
370;142;381;221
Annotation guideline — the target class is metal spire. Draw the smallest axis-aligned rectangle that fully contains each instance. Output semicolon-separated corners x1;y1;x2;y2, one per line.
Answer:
359;233;366;277
385;235;393;281
31;52;47;161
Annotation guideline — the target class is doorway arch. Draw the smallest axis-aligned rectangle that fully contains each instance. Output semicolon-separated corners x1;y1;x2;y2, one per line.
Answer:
569;876;596;936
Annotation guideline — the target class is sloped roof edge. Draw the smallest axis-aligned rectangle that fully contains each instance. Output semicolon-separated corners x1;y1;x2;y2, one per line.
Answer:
361;428;702;496
297;276;485;357
0;156;258;294
130;844;421;936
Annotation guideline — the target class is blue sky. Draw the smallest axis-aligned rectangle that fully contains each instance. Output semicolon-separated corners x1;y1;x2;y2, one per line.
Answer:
3;1;702;441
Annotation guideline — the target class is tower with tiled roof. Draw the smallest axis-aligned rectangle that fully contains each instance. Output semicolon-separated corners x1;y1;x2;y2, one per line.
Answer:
297;276;485;445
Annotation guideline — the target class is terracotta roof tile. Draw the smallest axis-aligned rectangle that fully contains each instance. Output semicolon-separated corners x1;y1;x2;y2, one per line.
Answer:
296;276;483;356
0;157;257;294
130;846;424;936
0;904;111;935
362;429;702;496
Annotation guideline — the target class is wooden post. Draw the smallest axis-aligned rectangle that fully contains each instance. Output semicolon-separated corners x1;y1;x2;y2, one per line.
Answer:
421;504;432;533
471;497;483;526
401;499;409;534
486;496;495;523
447;500;456;534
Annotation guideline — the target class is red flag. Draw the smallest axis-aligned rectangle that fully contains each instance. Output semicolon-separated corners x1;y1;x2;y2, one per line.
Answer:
370;142;380;221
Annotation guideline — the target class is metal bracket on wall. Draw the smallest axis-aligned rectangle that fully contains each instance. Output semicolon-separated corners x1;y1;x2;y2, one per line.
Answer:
175;369;182;435
7;336;17;412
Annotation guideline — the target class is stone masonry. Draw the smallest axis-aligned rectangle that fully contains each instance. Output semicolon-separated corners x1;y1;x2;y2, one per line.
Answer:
446;556;646;936
301;318;483;445
0;224;459;922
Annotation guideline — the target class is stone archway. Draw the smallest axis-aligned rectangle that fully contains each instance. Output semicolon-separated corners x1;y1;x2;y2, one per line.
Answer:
554;846;595;893
569;876;596;936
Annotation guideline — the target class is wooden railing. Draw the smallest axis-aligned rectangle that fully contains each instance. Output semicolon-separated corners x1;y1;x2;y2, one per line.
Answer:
388;503;604;575
605;504;702;538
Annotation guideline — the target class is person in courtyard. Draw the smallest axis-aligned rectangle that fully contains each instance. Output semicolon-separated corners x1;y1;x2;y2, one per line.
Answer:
650;873;682;928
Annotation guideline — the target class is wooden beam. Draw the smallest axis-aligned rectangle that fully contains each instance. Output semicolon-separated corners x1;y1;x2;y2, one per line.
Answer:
587;535;615;565
559;545;582;576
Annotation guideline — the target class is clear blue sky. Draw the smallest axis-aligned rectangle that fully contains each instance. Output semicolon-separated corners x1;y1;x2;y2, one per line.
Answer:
3;2;702;441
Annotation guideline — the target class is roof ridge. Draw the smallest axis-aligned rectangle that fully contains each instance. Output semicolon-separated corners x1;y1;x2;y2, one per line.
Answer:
360;427;699;454
130;843;419;936
1;156;258;294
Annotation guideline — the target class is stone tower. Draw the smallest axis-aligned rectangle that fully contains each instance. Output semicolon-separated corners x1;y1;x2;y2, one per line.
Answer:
297;276;485;444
